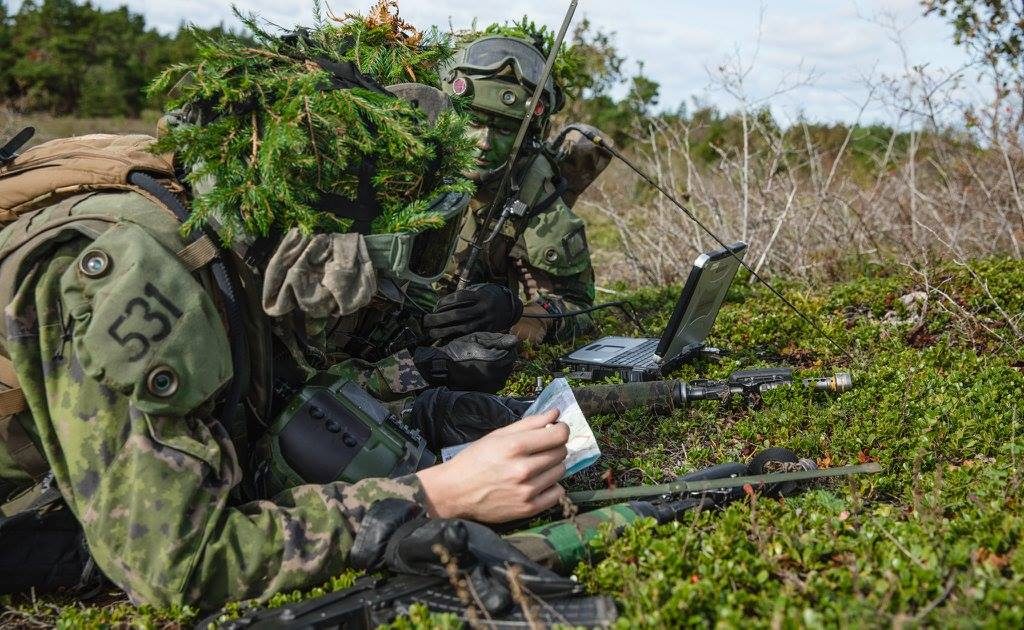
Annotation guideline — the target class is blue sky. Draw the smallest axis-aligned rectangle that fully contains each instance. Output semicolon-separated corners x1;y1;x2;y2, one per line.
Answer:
11;0;974;124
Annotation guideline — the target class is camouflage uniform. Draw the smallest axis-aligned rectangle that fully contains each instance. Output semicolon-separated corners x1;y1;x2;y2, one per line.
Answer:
275;291;430;402
438;36;599;345
0;179;426;609
444;155;596;345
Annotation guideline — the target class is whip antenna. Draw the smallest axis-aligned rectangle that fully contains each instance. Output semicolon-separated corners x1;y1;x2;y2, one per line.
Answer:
455;0;579;289
569;125;853;362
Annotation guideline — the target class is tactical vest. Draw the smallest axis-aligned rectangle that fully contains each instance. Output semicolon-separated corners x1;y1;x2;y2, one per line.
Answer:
0;133;264;595
456;153;590;289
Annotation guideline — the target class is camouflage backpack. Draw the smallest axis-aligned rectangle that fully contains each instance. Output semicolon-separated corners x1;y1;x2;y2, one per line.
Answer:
0;130;235;595
548;123;614;209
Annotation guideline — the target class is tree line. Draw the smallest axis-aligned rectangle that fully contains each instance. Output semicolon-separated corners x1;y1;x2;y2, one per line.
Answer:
1;0;1014;173
0;0;234;117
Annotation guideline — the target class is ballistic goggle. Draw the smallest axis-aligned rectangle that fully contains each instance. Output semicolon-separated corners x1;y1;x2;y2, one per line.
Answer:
364;191;469;285
442;36;563;115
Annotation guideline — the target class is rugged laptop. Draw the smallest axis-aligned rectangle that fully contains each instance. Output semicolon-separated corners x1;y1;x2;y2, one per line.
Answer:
559;242;748;381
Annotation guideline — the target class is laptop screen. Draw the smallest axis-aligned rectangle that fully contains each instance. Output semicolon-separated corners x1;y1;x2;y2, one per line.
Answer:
656;242;748;361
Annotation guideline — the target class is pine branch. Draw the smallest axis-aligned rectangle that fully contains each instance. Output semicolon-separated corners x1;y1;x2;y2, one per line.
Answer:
149;1;474;241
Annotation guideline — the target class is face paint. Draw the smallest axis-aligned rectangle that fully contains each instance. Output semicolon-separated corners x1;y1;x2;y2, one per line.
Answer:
465;114;518;181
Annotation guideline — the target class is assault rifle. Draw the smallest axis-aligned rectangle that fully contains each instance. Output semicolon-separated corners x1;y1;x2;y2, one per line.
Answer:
527;367;854;416
203;573;618;629
201;449;879;628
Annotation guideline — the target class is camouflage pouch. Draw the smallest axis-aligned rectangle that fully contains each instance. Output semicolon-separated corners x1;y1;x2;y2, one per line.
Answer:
59;221;232;417
519;202;590;277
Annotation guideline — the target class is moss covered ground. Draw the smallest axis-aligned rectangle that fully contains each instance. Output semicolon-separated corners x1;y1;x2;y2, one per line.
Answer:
3;257;1022;628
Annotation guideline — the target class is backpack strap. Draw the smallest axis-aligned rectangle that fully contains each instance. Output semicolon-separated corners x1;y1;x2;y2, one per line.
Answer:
0;475;59;518
128;172;250;427
0;355;46;482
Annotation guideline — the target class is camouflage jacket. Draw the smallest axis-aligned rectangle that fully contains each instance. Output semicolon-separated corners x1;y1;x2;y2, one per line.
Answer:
445;154;596;344
278;286;429;403
0;190;427;608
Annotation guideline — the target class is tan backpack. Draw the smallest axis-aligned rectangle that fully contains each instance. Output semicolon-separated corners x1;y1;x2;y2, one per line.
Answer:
0;132;179;225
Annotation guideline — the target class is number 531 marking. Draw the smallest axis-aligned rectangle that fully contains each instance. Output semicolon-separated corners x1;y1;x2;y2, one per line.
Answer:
107;283;184;362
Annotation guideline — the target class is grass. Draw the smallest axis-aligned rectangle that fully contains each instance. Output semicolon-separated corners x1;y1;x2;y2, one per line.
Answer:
1;113;1022;627
0;109;161;149
3;256;1020;628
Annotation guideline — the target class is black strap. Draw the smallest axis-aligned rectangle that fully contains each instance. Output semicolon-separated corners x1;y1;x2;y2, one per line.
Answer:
128;172;250;426
242;231;281;270
313;58;390;95
529;175;569;218
304;57;386;233
0;127;35;166
315;152;381;234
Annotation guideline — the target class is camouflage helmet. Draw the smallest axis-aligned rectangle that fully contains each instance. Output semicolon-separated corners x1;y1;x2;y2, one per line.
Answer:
440;35;564;124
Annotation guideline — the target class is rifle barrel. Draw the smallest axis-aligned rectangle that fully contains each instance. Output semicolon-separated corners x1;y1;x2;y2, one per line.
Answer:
570;380;685;416
566;462;882;504
566;372;853;415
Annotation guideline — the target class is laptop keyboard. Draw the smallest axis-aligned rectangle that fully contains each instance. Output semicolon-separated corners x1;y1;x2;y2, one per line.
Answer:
609;339;659;367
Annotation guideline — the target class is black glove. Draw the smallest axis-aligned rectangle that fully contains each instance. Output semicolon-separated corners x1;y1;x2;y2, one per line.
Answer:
413;332;518;393
407;387;530;451
350;499;579;616
423;283;524;342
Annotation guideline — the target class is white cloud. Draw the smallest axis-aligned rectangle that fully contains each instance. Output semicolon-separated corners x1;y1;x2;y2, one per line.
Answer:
8;0;972;122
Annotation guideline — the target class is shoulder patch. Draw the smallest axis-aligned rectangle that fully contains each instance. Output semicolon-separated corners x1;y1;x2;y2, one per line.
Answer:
59;221;231;417
520;200;590;276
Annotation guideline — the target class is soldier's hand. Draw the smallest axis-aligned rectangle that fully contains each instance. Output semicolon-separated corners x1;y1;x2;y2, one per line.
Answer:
423;283;524;342
417;409;568;523
407;387;530;451
412;332;518;393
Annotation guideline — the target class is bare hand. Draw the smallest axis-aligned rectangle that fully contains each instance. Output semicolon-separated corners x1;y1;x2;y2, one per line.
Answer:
417;409;568;523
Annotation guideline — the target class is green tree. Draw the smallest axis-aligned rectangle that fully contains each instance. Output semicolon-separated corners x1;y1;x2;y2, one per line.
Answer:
0;1;13;100
923;0;1023;73
567;18;626;103
1;0;231;116
7;0;93;113
77;61;132;117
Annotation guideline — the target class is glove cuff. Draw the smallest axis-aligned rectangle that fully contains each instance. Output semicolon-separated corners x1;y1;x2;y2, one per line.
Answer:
412;346;449;385
350;498;424;571
505;286;525;329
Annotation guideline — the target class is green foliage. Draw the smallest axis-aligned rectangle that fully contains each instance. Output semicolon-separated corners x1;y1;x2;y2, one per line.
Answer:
77;61;133;118
0;2;12;99
1;594;198;628
924;0;1023;72
378;603;462;629
210;570;362;625
0;0;234;116
568;18;626;101
304;0;456;87
149;5;476;241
